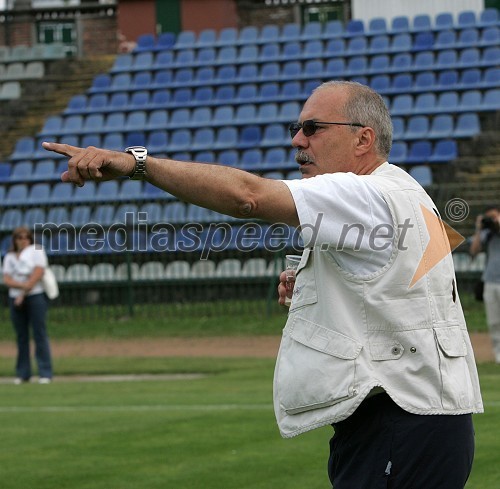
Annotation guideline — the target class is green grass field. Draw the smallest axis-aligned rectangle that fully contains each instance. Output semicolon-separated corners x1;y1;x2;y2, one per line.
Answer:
0;292;496;488
0;358;498;489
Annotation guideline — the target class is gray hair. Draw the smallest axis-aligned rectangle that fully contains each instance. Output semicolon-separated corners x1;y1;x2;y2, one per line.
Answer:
313;81;393;159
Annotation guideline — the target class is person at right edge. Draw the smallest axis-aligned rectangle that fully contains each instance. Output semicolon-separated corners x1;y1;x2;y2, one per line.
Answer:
42;80;483;489
470;205;500;364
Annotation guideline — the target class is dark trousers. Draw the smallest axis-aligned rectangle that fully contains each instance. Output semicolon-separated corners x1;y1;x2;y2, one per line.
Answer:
9;293;52;380
328;393;475;489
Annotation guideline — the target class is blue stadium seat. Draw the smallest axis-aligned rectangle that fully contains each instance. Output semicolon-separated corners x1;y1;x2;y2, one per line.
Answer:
346;36;368;55
281;42;301;61
453;113;481;137
240;149;263;170
110;53;133;73
301;21;322;40
28;182;51;203
132;51;155;71
411;14;431;32
391;73;413;94
260;82;280;102
45;206;69;226
434;12;454;31
72;181;97;202
59;115;83;135
39;115;63;137
50;181;73;203
409;165;433;187
406;140;432;164
413;32;434;51
218;150;239;168
478;8;499;27
80;134;101;148
281;81;302;101
428;114;454;138
458;48;481;68
150;70;173;90
125;111;147;131
153;51;174;70
194;151;215;163
479;67;500;89
302;40;324;60
390;94;413;115
459;90;482;112
479;26;500;47
91;204;115;227
189;107;211;128
96;181;119;202
390;53;412;73
193;86;214;105
81;113;104;135
368;35;390;55
10;160;33;180
389;33;412;53
102;132;124;151
238;45;259;64
434;30;456;50
214;85;236;104
210;105;232;126
368;18;388;36
196;29;217;48
170;108;191;127
256;102;279;122
10;136;35;160
175;31;196;50
345;19;364;37
260;24;280;44
146;109;168;131
163;201;187;224
261;124;286;147
414;71;436;92
113;203;139;224
88;73;112;94
217;27;238;47
437;70;459;90
174;49;195;67
413;51;434;71
238;125;261;149
389;141;407;164
458;10;477;28
413;92;437;115
131;72;153;91
135;33;155;52
0;162;11;182
234;104;256;123
434;91;459;114
192;128;215;150
109;72;131;92
403;115;429;140
216;46;237;65
237;63;258;83
70;205;91;227
236;83;258;103
125;131;146;148
457;28;480;48
263;147;287;168
482;89;500;111
194;66;214;85
323;20;343;39
435;49;458;70
368;55;390;75
0;208;22;231
280;23;301;42
170;88;192;108
481;47;500;67
24;207;46;227
147;131;169;155
428;139;457;163
238;26;259;45
5;183;29;204
391;117;405;140
85;93;108;113
64;94;87;115
139;203;162;224
169;129;191;152
345;56;367;76
325;38;346;57
278;101;300;122
390;17;410;35
260;44;281;63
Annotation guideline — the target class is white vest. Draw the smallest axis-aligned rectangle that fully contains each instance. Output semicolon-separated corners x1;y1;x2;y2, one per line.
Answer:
274;164;483;438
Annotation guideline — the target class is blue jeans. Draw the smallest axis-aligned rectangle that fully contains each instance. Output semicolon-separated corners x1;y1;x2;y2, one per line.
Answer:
9;292;52;380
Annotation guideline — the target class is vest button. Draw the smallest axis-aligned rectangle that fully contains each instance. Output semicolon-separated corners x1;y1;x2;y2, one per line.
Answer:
391;346;401;355
410;347;417;353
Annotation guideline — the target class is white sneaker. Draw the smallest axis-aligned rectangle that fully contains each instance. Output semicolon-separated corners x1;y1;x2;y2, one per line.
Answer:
38;378;52;384
14;378;24;385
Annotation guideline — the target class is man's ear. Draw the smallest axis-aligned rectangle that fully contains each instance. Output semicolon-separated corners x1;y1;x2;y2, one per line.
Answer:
354;127;376;156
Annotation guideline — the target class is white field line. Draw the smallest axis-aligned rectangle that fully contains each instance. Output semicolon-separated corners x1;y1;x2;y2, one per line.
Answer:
0;404;273;413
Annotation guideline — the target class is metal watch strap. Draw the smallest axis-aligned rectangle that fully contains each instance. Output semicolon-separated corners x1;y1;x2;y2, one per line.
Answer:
125;146;148;180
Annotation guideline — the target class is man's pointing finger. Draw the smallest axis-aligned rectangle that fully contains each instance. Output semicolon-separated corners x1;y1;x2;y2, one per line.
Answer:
42;141;81;158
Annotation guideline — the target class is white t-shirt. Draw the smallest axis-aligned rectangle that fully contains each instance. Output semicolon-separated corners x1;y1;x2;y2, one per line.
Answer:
282;164;393;276
2;244;48;298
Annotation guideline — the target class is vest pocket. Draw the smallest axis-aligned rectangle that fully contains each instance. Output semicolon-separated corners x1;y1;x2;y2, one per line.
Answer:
434;326;473;410
277;317;363;415
288;248;318;311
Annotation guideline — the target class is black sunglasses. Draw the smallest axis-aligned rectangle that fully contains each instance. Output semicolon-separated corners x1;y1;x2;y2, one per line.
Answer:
289;120;365;138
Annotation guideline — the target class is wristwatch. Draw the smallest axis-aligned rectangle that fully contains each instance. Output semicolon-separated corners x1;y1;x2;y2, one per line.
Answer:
125;146;148;180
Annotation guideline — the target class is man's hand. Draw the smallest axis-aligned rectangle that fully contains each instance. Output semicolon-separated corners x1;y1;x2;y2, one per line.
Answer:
42;142;136;186
278;270;294;306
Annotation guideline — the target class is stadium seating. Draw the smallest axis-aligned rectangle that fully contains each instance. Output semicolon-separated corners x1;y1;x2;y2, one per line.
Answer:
1;8;498;266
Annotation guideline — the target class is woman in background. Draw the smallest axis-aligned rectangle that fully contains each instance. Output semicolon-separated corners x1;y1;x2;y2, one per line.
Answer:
2;226;53;384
